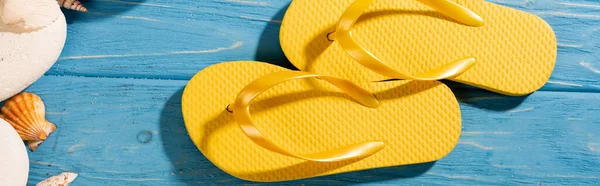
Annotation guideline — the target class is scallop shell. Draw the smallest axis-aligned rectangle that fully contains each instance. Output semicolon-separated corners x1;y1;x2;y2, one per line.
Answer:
0;92;56;151
56;0;87;12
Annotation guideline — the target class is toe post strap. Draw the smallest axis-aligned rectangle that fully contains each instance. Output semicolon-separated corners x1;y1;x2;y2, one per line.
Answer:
416;0;484;27
229;71;384;162
329;0;482;80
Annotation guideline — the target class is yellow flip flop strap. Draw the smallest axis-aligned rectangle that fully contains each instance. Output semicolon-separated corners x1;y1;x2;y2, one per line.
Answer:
328;0;484;80
229;71;385;162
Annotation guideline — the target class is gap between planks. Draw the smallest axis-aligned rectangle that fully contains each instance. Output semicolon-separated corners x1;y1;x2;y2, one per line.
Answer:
42;74;189;83
40;74;600;95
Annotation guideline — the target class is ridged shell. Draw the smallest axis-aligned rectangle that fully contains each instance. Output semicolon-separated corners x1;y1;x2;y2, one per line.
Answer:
0;92;56;151
56;0;87;12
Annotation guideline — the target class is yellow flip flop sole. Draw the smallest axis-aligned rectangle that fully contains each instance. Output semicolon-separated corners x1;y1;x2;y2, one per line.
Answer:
280;0;557;96
182;61;461;182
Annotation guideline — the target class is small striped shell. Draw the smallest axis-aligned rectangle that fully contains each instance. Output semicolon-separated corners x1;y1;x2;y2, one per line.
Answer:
56;0;87;12
0;92;56;151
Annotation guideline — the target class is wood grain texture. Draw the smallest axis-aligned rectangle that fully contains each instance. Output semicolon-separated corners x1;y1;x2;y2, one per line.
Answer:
0;0;598;185
20;75;600;185
48;0;600;92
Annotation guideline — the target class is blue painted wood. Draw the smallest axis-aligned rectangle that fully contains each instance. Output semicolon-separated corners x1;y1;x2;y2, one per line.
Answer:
20;75;600;185
2;0;599;185
48;0;600;92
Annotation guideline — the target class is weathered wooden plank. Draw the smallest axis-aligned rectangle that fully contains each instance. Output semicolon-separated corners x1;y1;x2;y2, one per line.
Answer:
51;0;292;80
45;0;600;92
13;0;600;185
17;75;599;185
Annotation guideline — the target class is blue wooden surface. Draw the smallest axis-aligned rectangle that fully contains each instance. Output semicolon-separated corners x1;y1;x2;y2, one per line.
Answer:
5;0;600;185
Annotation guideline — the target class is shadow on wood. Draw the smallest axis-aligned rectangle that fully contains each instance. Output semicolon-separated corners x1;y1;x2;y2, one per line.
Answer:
159;88;240;185
444;80;528;111
254;3;296;70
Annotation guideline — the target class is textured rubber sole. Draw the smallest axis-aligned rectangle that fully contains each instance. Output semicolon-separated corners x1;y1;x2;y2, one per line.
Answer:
280;0;556;96
182;61;461;182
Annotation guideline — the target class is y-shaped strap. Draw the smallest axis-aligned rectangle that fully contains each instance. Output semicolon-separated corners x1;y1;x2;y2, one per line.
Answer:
328;0;484;80
229;71;384;162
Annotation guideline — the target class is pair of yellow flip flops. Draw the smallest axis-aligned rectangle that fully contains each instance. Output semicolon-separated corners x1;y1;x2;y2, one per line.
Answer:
182;0;556;182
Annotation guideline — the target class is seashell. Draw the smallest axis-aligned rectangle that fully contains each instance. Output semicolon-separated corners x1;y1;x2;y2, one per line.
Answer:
56;0;87;12
36;172;78;186
0;118;29;186
1;0;60;30
0;92;56;151
0;0;66;102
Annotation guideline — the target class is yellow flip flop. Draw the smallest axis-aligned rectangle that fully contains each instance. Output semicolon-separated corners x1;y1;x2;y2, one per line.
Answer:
182;61;461;182
280;0;557;96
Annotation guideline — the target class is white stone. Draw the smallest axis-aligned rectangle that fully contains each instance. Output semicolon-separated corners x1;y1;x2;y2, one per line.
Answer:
0;0;67;101
0;118;29;186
